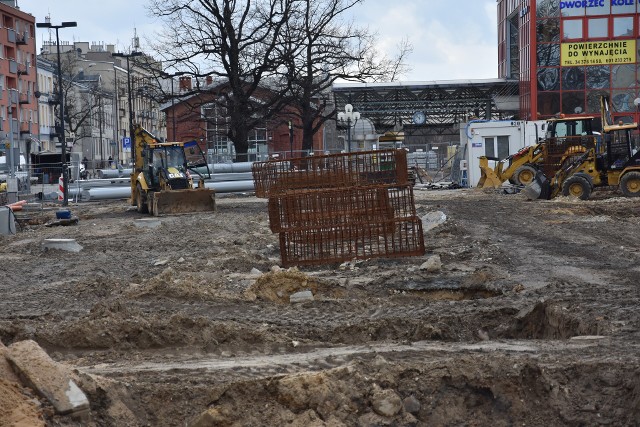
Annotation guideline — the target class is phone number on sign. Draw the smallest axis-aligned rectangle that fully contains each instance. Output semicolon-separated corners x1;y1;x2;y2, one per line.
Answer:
564;57;633;66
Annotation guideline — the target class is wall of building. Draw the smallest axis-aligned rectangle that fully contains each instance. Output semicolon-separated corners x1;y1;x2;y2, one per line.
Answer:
0;2;36;162
461;119;546;186
501;0;640;124
167;81;324;161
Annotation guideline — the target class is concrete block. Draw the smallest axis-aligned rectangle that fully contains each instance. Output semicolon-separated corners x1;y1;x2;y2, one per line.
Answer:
6;340;90;415
290;290;314;304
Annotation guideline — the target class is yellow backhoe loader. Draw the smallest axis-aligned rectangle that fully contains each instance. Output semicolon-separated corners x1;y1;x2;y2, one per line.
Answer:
478;115;597;189
131;126;216;215
526;96;640;200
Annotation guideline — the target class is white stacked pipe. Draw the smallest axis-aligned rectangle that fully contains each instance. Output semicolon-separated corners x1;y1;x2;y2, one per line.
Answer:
96;169;133;179
82;180;256;201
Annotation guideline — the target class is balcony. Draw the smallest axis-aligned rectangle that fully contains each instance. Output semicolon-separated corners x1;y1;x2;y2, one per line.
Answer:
17;63;29;76
15;31;28;45
18;92;30;104
19;121;31;134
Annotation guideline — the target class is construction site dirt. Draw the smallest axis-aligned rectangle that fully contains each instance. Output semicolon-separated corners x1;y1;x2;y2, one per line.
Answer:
1;188;639;426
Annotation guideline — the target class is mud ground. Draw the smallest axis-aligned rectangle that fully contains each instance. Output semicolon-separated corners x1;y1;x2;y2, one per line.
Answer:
1;188;639;426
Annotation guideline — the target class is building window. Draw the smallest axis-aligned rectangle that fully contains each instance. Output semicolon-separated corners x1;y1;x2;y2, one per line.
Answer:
587;18;608;39
538;67;560;91
563;18;583;40
483;136;510;160
497;136;510;159
537;0;560;18
484;137;495;158
613;16;634;38
611;2;635;15
561;3;584;17
537;19;560;43
586;66;610;90
562;67;585;90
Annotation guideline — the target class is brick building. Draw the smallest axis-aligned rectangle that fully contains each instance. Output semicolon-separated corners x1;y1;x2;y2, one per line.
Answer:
164;76;324;162
0;0;36;158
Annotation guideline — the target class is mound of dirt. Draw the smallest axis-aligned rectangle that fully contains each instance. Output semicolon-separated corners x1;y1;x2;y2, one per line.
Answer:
0;379;45;427
248;269;344;303
126;267;226;301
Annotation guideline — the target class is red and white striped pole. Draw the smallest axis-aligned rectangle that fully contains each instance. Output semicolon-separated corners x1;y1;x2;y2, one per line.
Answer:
57;176;64;201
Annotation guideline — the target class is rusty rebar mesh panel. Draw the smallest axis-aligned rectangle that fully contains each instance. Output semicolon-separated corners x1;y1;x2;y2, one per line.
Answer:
540;136;596;178
252;149;408;198
267;184;416;233
278;216;425;267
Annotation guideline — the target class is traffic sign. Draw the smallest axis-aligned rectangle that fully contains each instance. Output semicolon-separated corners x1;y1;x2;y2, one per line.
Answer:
122;137;131;152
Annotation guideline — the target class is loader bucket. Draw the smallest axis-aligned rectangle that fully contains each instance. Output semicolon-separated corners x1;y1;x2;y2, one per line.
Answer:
149;188;216;216
477;157;503;188
522;171;551;200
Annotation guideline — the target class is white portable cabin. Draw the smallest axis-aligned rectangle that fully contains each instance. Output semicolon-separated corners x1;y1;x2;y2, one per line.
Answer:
460;120;547;187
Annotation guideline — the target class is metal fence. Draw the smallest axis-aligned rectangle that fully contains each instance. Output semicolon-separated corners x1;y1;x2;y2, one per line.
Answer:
0;161;83;205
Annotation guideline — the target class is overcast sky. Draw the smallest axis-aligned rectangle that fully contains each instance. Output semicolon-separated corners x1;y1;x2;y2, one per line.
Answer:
19;0;498;81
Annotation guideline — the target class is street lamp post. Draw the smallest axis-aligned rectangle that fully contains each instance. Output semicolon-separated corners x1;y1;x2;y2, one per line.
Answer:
36;20;77;206
337;104;360;153
112;51;142;166
288;121;294;158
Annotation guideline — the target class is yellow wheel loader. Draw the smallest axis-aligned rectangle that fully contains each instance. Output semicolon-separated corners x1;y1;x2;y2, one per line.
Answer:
525;96;640;200
479;115;597;191
131;126;216;216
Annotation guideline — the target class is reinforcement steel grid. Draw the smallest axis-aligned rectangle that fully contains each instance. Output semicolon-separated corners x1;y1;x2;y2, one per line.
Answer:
252;149;425;267
252;149;409;198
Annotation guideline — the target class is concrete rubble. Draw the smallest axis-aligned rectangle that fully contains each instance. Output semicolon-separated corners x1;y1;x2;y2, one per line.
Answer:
5;340;90;416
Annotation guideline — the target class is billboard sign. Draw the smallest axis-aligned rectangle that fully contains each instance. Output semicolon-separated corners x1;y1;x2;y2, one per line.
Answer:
561;40;635;66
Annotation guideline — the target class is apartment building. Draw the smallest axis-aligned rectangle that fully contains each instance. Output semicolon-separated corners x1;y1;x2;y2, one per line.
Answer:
0;0;36;161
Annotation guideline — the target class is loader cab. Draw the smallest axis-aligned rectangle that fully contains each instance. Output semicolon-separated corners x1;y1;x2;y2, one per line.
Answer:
602;126;638;170
143;143;190;189
546;117;593;140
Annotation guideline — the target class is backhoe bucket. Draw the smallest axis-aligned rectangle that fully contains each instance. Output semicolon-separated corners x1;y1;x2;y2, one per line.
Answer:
149;188;216;216
522;171;551;200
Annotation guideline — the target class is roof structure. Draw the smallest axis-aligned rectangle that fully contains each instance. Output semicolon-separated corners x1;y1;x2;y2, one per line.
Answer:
332;79;520;135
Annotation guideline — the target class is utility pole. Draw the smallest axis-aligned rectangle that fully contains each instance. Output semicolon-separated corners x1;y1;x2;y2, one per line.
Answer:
36;20;77;206
112;51;142;166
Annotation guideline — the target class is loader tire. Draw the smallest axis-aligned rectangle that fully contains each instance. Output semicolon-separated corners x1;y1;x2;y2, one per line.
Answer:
136;183;149;213
562;175;592;200
620;171;640;197
512;165;537;186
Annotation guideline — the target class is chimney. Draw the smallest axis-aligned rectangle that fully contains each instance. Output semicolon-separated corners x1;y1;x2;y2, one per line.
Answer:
179;76;191;91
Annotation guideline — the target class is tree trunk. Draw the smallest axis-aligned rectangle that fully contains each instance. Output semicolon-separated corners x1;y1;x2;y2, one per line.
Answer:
231;126;250;163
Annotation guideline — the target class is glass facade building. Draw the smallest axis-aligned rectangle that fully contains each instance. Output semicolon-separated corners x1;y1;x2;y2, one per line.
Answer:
499;0;640;125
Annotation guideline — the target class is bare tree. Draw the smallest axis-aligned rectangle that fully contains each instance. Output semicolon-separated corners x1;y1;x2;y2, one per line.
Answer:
148;0;296;162
55;52;102;148
283;0;413;151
